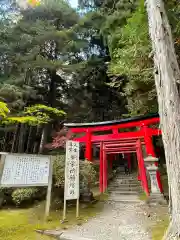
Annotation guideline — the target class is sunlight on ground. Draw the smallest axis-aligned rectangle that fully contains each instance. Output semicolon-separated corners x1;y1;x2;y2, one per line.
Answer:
152;216;169;240
0;193;107;240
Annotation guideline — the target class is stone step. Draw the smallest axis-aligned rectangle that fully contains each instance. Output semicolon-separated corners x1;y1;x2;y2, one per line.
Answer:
115;177;138;181
110;191;139;196
110;183;140;188
110;181;140;185
108;195;141;203
108;185;141;190
108;185;141;189
115;177;137;180
113;181;139;185
108;187;142;192
108;188;141;193
115;175;137;178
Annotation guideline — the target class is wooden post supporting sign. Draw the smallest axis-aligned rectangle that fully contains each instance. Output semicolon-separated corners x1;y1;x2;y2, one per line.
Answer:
45;157;53;220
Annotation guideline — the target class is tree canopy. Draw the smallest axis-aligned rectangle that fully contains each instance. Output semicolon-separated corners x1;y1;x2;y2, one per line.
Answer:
0;0;180;153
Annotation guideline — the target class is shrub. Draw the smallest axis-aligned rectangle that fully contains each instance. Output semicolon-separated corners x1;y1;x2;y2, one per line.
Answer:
12;188;39;206
53;154;97;190
0;187;14;206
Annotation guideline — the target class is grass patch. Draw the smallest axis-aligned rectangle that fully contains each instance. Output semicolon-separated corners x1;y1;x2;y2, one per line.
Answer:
152;215;169;240
0;193;106;240
139;192;148;201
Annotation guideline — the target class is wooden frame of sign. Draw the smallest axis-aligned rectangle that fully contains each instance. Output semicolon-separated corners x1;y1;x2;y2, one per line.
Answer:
63;141;80;221
0;152;53;220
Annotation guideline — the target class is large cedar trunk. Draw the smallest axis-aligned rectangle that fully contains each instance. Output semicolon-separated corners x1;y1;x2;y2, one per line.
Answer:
18;124;25;153
146;0;180;239
11;124;19;153
38;70;59;154
26;126;33;153
39;126;48;154
33;126;42;153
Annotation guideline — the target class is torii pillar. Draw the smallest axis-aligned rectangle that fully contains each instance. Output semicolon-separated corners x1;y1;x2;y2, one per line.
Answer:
85;129;92;161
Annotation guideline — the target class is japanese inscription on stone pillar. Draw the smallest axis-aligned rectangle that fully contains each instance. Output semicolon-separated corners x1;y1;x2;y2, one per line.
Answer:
150;172;160;193
64;141;80;200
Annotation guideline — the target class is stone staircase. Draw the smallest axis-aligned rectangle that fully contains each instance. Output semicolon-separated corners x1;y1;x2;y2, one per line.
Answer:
108;173;142;203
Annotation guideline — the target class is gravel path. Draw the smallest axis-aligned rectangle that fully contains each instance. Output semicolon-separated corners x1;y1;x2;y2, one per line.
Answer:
66;201;150;240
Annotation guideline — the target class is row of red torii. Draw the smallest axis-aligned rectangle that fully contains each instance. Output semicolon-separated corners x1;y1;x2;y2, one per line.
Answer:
64;114;163;196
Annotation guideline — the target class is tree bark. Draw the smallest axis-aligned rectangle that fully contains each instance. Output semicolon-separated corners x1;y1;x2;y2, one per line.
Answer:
145;0;180;239
26;126;33;153
11;124;19;153
2;131;8;152
18;124;25;153
33;125;42;153
39;125;48;154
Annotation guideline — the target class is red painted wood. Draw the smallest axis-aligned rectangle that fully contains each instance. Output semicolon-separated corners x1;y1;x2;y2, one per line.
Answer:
103;145;107;192
74;129;160;143
97;137;143;143
142;125;163;193
105;145;136;149
70;117;160;133
105;148;136;152
104;143;139;147
106;151;136;154
136;140;149;195
75;131;145;143
99;142;103;193
138;174;141;181
150;128;161;136
85;129;92;161
112;129;119;134
70;117;162;196
94;140;145;146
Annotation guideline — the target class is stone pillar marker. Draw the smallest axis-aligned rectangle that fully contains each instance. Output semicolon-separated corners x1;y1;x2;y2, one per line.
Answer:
144;155;166;204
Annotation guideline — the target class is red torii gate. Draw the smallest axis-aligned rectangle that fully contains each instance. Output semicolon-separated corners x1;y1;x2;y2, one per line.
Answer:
64;114;163;196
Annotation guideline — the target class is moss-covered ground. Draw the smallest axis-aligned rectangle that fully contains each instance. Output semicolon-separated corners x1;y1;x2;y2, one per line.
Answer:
0;192;108;240
152;215;169;240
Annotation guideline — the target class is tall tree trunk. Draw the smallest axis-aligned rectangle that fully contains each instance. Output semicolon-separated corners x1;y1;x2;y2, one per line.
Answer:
146;0;180;239
11;124;19;153
26;126;33;153
33;125;42;153
48;70;57;108
39;125;48;154
18;124;25;153
39;70;58;154
2;131;8;152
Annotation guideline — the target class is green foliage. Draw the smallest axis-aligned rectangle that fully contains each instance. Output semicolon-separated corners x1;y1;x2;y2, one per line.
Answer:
0;101;9;118
0;186;43;206
109;4;151;76
0;0;84;118
108;2;157;116
12;188;39;206
0;101;65;126
67;59;126;122
53;154;97;189
24;104;66;121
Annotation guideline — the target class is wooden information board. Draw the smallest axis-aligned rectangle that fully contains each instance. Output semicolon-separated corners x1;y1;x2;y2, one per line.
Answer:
0;153;53;219
0;154;50;187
